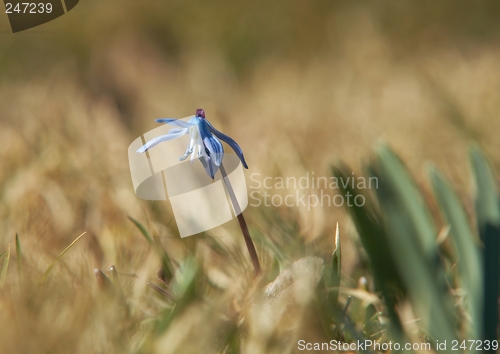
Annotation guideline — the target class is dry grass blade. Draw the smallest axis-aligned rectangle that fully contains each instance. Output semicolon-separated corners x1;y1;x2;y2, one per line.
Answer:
94;268;115;291
110;265;120;286
146;281;175;300
338;288;380;306
38;232;87;284
16;234;22;282
0;247;10;288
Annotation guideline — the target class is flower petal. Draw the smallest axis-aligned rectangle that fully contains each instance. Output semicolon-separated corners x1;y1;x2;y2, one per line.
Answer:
199;154;220;179
169;128;187;134
199;120;224;166
203;136;224;166
205;120;248;169
136;128;188;153
179;134;197;161
155;118;195;128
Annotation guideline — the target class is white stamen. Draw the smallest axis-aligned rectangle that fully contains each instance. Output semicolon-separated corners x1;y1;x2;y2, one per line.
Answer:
178;124;203;163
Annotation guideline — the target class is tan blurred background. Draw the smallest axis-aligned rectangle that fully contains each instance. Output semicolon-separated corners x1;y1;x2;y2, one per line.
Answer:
0;0;499;281
0;1;500;352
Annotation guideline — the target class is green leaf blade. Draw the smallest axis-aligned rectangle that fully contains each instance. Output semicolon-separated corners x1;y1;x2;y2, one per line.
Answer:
469;145;500;343
373;145;456;346
429;166;482;340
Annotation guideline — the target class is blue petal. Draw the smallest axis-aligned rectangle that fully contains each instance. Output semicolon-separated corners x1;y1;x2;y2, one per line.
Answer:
205;120;248;169
203;136;223;166
155;118;195;128
198;119;224;166
168;128;186;134
136;128;188;153
199;154;220;179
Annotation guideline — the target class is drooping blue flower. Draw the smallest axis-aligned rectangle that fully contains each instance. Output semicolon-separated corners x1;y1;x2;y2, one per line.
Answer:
137;109;248;179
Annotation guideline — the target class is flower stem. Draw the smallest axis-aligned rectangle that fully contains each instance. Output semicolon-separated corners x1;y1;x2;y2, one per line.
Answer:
219;163;262;276
236;212;262;276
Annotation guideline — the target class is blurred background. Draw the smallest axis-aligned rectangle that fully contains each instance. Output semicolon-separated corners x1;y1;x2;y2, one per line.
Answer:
0;0;499;352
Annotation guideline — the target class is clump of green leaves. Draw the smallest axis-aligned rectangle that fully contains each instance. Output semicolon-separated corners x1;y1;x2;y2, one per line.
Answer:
333;144;499;352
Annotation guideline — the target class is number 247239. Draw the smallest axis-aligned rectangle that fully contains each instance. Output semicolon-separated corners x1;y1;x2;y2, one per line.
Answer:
5;3;53;14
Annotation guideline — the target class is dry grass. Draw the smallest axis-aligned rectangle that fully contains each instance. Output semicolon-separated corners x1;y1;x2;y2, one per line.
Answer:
0;1;499;353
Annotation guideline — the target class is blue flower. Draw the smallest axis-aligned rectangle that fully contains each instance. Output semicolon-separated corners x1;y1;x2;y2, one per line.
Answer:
137;109;248;179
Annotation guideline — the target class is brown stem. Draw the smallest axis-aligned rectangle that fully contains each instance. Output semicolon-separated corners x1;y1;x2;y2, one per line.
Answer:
236;212;262;276
220;163;262;276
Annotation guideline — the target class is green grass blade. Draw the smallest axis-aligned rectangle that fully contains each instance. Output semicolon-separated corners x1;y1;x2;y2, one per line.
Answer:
156;256;198;334
317;222;343;340
0;247;10;288
470;145;500;234
480;224;499;343
168;256;198;302
469;146;500;342
269;255;280;283
38;232;87;284
16;233;22;283
429;166;482;340
331;164;404;335
128;216;154;246
374;145;456;346
375;146;437;259
128;216;173;281
329;222;341;307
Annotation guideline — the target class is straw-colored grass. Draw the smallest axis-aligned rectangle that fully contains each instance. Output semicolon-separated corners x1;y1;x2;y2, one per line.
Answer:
0;1;499;353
